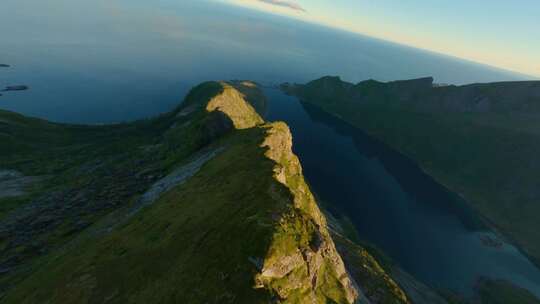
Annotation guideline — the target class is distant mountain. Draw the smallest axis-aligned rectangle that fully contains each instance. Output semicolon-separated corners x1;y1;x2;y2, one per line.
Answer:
0;81;412;303
284;76;540;113
282;76;540;272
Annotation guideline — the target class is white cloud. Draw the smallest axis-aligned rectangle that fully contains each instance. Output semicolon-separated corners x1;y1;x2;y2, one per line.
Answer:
255;0;305;12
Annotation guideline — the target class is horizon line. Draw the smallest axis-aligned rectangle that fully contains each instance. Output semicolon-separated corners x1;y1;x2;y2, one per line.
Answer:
222;0;540;80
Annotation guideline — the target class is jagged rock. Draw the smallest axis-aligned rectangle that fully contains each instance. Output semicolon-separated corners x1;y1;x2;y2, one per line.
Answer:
0;170;42;199
257;122;359;303
206;82;264;129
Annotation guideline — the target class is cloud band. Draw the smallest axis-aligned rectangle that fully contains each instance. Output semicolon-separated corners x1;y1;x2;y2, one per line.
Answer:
256;0;306;12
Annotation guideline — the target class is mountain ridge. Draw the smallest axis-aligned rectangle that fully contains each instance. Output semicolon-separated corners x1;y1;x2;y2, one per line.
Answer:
284;76;540;114
0;81;413;303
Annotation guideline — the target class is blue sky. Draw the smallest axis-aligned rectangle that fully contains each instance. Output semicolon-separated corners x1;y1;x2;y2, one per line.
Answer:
223;0;540;77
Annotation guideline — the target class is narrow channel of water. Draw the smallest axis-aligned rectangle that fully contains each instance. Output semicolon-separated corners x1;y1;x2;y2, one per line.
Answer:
264;87;540;298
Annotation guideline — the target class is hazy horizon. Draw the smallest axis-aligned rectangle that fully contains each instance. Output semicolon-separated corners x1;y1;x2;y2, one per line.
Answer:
0;0;535;123
224;0;540;78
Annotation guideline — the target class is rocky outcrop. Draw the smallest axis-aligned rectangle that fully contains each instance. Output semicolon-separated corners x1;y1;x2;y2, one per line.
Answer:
229;80;268;116
254;122;359;303
206;82;264;129
0;170;42;199
202;83;359;303
196;82;360;302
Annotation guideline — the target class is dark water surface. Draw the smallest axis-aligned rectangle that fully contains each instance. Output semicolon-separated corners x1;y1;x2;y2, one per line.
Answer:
264;87;540;298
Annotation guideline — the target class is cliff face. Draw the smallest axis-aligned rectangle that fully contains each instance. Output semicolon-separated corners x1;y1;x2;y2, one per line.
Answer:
203;81;360;303
256;122;358;303
206;82;265;129
0;81;365;303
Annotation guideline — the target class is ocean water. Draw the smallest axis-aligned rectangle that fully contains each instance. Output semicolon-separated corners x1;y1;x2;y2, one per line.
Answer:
0;0;528;123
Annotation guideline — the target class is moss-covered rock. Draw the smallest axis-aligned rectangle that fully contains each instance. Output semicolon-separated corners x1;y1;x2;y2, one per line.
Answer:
255;122;358;303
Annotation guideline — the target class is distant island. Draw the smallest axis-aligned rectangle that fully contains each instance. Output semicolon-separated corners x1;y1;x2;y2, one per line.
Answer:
2;85;29;92
0;65;29;96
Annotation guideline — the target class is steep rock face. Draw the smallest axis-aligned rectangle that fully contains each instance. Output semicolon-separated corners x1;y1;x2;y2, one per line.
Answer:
206;82;264;129
229;80;268;116
255;122;358;303
204;83;360;302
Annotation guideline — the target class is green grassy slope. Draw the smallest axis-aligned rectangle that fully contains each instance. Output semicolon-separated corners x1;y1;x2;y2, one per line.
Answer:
0;82;231;296
2;81;415;303
282;76;540;266
477;279;540;304
3;127;275;303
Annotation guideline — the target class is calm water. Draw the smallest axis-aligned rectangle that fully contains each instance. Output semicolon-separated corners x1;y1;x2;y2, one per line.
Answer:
0;0;529;123
264;88;540;297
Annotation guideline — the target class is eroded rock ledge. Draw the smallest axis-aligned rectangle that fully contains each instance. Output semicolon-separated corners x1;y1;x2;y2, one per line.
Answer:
205;81;360;303
254;122;359;303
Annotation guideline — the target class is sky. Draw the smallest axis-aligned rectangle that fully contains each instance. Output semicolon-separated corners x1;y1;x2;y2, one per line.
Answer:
222;0;540;78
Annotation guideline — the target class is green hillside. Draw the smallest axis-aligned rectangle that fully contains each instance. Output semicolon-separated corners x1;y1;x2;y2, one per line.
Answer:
0;81;412;303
